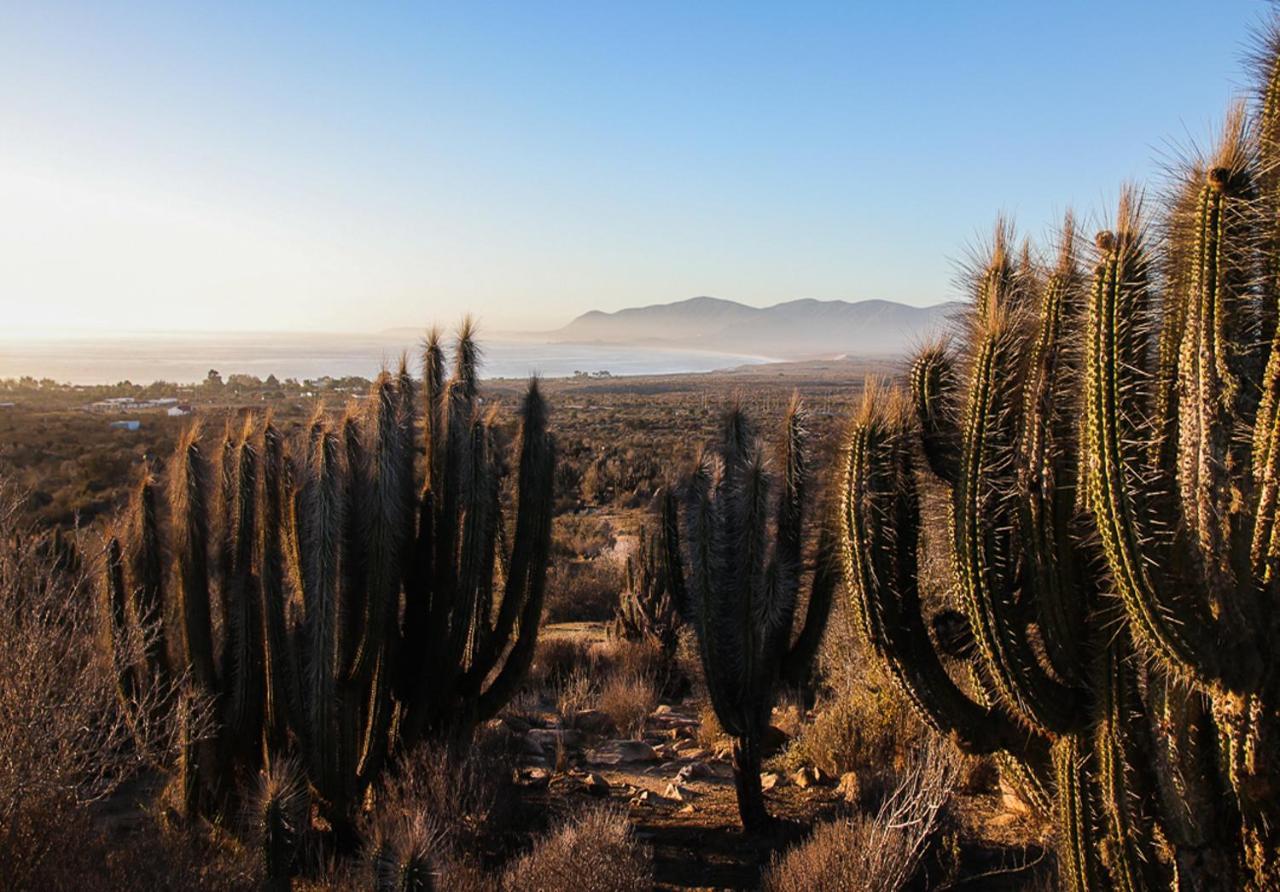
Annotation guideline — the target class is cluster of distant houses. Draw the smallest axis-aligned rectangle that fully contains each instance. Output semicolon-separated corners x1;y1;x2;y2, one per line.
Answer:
88;396;193;431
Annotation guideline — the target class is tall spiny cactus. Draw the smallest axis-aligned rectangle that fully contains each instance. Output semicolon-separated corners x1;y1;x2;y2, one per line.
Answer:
610;515;681;657
664;396;835;832
1081;112;1280;886
840;213;1193;890
99;325;554;845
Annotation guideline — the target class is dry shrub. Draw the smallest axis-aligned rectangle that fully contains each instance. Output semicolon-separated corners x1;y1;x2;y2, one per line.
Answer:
366;723;518;858
597;672;658;739
544;558;623;623
533;635;595;688
502;806;651;892
780;670;925;784
0;484;145;888
551;514;617;560
609;637;668;688
763;738;962;892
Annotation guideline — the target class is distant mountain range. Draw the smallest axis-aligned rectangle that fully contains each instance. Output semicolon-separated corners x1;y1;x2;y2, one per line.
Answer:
542;296;962;359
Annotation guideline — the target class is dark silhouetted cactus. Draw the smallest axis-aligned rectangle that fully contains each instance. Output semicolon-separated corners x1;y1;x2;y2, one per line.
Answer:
609;513;681;657
664;397;836;832
99;325;554;844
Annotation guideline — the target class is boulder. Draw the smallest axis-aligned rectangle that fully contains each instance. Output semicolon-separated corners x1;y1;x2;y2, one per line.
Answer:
570;709;618;737
837;771;863;804
587;739;660;766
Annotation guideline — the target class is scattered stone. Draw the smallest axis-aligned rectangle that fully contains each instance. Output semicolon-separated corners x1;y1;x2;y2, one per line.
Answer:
631;789;675;807
676;761;709;782
583;773;611;796
837;772;863;804
521;767;551;789
663;783;696;802
672;739;702;754
519;735;547;757
587;739;660;766
792;768;815;789
677;804;696;815
653;704;674;716
760;772;783;791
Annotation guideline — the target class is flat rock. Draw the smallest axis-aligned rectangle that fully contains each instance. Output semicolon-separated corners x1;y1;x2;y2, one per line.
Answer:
570;709;618;737
588;739;660;765
527;728;584;751
760;772;784;791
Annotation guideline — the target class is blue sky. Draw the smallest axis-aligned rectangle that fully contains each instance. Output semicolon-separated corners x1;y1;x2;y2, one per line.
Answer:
0;1;1268;334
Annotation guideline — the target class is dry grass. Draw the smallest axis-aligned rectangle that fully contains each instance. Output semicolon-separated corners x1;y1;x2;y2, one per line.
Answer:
597;671;659;739
763;738;962;892
555;668;596;722
501;806;652;892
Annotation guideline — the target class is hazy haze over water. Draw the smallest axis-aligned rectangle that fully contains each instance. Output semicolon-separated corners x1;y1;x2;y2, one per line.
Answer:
0;331;773;385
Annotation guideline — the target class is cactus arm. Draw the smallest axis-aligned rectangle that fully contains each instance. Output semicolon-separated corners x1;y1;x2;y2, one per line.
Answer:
1018;225;1088;685
294;420;345;806
839;398;1028;754
467;382;551;683
473;424;554;722
221;425;265;761
953;311;1080;734
170;427;217;692
1093;633;1168;892
1054;736;1106;892
1083;220;1232;689
261;422;301;753
127;475;170;682
1176;159;1264;601
660;488;689;620
350;374;413;685
910;344;962;485
778;516;837;688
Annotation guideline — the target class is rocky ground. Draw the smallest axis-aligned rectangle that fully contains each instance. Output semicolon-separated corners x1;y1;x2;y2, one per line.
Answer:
498;680;1051;890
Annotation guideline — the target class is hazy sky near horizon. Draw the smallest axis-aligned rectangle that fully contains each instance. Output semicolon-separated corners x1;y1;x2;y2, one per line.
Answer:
0;1;1268;335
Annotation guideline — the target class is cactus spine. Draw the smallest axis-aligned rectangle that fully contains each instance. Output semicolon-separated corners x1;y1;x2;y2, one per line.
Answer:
664;397;835;832
98;326;554;844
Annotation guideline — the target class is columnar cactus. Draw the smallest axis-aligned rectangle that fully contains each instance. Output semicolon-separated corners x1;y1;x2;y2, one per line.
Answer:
842;83;1280;887
664;397;835;832
609;514;681;657
100;326;554;841
838;213;1197;890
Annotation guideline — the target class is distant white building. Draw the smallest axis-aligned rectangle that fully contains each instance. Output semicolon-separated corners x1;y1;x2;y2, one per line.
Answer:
167;404;193;417
110;420;141;431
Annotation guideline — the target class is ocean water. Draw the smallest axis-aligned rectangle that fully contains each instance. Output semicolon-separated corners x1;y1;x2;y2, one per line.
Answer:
0;331;773;385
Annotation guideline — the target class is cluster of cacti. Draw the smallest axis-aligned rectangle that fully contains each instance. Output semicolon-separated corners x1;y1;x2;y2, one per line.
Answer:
663;398;836;831
100;326;554;857
839;29;1280;887
609;512;682;657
